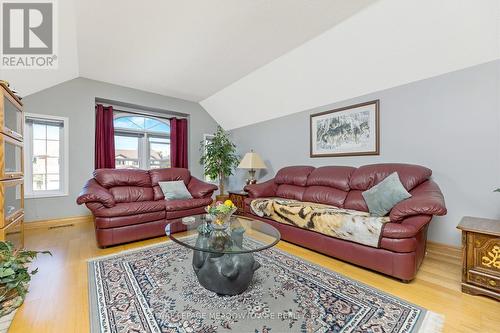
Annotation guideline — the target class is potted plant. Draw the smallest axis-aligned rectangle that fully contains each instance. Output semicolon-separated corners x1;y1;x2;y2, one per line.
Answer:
0;241;51;322
200;126;239;197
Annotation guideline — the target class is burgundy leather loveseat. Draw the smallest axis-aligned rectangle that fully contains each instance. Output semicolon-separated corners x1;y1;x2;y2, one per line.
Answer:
77;168;217;247
243;163;447;281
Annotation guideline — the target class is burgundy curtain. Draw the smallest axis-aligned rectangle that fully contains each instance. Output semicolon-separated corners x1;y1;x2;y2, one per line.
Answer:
170;117;188;168
95;104;116;169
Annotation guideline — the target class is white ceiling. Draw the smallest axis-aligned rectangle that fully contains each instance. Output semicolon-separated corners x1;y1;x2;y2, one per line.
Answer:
1;0;376;99
202;0;500;129
2;0;497;130
76;0;376;102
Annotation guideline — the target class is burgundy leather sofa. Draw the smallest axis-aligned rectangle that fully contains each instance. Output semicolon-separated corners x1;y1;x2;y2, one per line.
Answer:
77;168;217;247
243;163;447;281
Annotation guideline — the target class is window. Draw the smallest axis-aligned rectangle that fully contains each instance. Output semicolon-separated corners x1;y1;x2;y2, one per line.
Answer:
113;113;170;169
24;114;69;198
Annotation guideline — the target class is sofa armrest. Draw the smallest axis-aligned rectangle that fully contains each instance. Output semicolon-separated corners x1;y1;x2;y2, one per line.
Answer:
244;179;277;198
389;180;447;222
382;215;432;238
76;179;115;208
188;176;218;198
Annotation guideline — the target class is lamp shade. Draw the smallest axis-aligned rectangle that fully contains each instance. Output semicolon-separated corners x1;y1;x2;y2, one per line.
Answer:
237;151;266;169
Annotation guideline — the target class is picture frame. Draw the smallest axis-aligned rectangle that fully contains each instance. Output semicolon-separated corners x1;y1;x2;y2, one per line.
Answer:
310;100;380;157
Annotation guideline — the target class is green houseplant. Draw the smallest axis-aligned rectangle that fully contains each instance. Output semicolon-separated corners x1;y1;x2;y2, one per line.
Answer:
0;241;51;317
200;126;239;195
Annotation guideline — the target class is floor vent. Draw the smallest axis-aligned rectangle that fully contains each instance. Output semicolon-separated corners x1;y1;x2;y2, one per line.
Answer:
49;223;74;230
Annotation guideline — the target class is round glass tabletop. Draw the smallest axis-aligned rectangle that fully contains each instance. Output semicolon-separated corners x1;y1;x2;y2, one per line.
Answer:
165;214;281;254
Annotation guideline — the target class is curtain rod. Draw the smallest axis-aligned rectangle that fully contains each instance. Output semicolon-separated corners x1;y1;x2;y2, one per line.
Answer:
95;99;189;120
99;103;188;120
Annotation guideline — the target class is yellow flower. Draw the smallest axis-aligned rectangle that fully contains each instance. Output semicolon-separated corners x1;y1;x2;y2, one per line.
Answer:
224;199;234;207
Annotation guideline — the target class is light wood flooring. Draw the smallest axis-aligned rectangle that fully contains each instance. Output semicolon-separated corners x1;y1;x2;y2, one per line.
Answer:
8;221;500;333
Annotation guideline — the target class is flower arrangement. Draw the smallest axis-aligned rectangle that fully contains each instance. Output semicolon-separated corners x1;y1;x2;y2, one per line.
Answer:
206;200;237;227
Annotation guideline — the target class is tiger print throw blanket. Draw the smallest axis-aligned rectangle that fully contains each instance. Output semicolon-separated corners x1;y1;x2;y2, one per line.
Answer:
250;198;390;248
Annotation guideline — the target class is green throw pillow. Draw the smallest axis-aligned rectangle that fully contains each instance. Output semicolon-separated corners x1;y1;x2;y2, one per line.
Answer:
362;172;411;217
159;181;193;200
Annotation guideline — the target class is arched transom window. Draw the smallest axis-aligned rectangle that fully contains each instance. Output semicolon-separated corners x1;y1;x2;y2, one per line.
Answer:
113;114;170;169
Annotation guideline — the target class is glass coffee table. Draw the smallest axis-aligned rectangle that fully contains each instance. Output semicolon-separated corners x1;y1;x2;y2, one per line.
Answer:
165;214;281;296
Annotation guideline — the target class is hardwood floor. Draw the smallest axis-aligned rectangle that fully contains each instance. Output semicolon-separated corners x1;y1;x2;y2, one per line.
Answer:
8;221;500;333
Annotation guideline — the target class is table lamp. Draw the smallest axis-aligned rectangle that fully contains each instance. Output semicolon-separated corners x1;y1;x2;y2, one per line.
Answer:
237;150;267;185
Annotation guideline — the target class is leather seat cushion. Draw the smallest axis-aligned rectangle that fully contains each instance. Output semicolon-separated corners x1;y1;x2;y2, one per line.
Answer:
90;200;165;217
165;197;212;212
302;186;347;208
275;185;306;201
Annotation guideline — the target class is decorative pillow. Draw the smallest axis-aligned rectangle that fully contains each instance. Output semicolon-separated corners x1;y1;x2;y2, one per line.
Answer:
159;181;192;200
362;172;411;217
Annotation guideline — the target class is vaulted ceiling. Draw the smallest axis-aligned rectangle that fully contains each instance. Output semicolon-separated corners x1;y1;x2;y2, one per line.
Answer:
1;0;498;130
1;0;375;100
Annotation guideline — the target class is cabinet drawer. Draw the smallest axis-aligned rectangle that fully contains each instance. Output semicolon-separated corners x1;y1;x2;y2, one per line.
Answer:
0;134;23;180
0;88;23;141
0;213;23;249
468;269;500;291
0;179;24;229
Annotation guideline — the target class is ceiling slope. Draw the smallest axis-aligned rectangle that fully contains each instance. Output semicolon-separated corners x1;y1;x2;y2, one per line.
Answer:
201;0;500;130
75;0;376;101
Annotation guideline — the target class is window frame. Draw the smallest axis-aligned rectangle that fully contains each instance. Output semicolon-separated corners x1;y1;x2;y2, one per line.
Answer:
113;112;171;170
24;113;69;198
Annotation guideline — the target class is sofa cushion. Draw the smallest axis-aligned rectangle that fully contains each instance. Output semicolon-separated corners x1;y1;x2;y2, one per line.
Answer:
94;169;152;188
150;168;192;200
109;186;154;203
382;215;432;238
343;190;369;212
159;180;193;200
165;197;212;212
149;168;191;186
88;200;166;217
302;186;347;208
276;184;306;201
306;166;355;191
274;166;315;186
362;172;411;217
350;163;431;191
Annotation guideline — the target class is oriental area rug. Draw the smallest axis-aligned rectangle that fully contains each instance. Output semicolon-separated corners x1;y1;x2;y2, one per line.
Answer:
88;237;444;333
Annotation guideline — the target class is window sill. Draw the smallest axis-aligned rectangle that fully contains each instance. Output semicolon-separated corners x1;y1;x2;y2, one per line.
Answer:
25;192;69;199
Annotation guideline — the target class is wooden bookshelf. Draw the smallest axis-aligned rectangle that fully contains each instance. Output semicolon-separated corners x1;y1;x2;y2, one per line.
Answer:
0;84;24;249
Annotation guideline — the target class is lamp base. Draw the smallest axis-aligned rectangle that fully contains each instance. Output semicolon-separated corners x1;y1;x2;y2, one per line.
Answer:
245;178;257;185
245;169;257;185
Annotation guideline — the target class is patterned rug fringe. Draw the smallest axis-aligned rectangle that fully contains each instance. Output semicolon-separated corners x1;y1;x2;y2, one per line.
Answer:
418;311;445;333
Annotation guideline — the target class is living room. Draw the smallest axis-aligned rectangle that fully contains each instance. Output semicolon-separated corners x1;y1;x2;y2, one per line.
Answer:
0;0;499;332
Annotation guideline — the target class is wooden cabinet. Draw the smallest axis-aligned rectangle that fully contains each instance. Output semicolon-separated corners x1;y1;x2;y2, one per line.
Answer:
0;84;24;248
228;191;248;215
457;216;499;301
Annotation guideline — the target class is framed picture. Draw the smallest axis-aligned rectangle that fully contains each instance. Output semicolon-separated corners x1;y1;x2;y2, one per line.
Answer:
310;100;379;157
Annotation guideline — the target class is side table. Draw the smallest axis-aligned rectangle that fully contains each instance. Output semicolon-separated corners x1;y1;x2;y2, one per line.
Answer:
228;191;248;215
457;216;499;301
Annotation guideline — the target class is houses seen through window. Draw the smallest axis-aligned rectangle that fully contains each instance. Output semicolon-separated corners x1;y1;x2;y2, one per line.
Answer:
113;114;170;169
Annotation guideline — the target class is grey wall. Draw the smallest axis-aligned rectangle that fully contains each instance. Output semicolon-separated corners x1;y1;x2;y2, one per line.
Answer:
228;60;500;246
23;77;219;221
